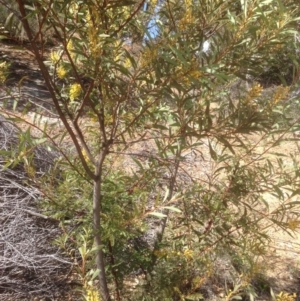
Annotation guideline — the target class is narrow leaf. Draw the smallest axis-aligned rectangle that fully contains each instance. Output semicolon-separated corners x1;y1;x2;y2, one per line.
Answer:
148;212;167;218
162;206;181;213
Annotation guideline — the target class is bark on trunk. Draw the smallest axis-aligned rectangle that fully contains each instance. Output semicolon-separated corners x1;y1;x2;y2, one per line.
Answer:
93;171;111;301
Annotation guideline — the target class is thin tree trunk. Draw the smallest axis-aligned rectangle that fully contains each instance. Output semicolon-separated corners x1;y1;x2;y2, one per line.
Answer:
93;157;111;301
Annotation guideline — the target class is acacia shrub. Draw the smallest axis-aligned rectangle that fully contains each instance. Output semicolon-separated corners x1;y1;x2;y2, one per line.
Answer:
1;0;300;300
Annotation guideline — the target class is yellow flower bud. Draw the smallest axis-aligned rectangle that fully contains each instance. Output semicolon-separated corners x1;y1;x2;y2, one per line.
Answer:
69;83;82;101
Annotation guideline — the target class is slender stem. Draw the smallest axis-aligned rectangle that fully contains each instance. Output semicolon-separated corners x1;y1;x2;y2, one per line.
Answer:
93;149;111;301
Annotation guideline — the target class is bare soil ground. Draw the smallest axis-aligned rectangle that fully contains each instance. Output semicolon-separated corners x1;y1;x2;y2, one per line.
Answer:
257;138;300;300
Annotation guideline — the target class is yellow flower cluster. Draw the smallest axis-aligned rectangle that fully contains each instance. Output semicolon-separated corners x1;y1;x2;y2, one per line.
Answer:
271;85;290;105
175;64;202;86
85;286;100;301
245;82;263;103
178;10;194;31
178;0;194;31
140;47;157;68
0;61;8;84
239;262;264;288
57;65;67;79
276;292;297;301
67;40;76;60
86;9;103;58
287;219;300;231
69;83;82;101
183;248;194;260
88;28;102;57
149;0;157;7
50;51;60;64
124;58;132;69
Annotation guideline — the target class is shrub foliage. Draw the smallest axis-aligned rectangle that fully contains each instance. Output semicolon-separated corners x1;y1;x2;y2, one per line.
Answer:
1;0;300;300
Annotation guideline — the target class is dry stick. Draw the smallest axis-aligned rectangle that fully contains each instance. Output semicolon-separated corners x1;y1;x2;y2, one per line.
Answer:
20;208;57;220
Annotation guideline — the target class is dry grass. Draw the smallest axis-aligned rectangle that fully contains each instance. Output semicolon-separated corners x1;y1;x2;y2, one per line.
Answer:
0;115;82;301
